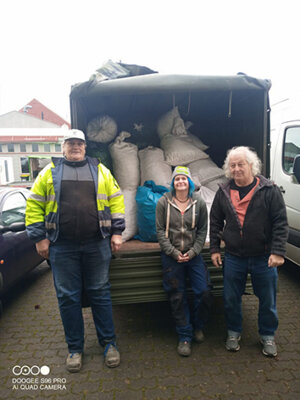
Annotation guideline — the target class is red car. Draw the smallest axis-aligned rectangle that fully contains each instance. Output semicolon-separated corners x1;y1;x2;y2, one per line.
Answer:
0;187;44;310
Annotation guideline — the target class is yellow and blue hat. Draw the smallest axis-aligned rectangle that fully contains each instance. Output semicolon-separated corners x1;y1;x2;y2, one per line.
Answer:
171;166;192;180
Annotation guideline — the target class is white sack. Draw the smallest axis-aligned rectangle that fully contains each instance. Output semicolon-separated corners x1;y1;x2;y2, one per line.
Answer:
188;158;225;186
161;134;209;166
87;115;118;143
204;176;228;192
157;107;187;139
122;189;138;242
184;132;209;151
199;185;216;214
109;131;140;190
199;185;216;242
184;122;209;151
139;146;172;188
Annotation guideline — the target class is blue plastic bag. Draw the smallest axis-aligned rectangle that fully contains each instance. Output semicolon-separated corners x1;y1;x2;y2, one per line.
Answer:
135;180;169;242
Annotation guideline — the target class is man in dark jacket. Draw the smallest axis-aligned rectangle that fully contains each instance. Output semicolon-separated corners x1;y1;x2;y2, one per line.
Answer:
210;146;288;357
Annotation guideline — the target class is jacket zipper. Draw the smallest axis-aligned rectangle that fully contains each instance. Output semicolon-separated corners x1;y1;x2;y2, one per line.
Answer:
181;213;185;251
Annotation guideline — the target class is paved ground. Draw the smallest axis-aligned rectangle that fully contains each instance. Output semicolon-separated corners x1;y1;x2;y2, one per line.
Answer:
0;260;299;400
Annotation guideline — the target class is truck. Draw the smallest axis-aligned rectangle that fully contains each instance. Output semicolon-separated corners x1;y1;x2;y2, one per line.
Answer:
270;97;300;266
69;67;271;304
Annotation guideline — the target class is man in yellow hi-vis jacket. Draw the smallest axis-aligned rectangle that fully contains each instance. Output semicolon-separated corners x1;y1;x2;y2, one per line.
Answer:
26;129;125;373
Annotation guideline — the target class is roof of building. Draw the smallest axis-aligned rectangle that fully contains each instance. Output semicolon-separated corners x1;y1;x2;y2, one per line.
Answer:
19;99;70;128
0;111;62;129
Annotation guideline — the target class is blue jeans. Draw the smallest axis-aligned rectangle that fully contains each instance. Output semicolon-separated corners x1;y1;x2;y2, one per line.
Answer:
161;253;213;342
49;237;116;352
223;252;278;337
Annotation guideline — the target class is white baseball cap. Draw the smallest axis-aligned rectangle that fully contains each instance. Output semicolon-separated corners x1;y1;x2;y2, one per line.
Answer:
62;129;86;143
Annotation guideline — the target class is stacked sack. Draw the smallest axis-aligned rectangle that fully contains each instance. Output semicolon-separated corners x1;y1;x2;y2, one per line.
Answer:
158;107;209;166
86;108;228;243
108;133;172;242
87;115;118;143
187;158;227;191
137;147;171;241
157;106;227;191
138;146;172;188
109;131;140;242
157;107;228;228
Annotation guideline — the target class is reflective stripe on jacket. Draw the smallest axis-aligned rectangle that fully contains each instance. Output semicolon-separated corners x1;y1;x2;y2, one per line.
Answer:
25;156;125;243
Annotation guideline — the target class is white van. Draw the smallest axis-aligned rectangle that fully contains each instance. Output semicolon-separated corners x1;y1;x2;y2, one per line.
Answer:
271;98;300;266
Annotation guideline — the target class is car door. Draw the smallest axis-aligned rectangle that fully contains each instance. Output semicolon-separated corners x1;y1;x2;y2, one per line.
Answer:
0;191;41;292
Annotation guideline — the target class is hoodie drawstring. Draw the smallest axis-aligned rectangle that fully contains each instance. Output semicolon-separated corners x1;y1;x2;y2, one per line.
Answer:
166;202;170;238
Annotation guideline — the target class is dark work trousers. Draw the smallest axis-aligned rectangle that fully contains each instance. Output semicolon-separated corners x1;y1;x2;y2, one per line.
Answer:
49;237;116;352
161;252;213;342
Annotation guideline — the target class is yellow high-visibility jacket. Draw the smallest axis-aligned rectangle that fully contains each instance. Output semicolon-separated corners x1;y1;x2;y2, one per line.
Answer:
25;157;125;243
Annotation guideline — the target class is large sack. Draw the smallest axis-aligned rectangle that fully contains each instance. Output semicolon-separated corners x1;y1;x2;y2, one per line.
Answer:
122;189;138;242
87;115;118;143
139;146;172;188
184;121;209;151
199;186;216;242
135;181;169;242
184;131;209;151
199;185;216;210
188;158;225;186
204;176;228;192
161;134;209;166
157;107;187;139
109;131;140;190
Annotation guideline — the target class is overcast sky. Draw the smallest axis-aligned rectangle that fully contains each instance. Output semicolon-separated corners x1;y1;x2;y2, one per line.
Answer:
0;0;299;123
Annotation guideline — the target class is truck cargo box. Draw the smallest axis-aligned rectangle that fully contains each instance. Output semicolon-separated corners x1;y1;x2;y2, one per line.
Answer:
70;71;271;304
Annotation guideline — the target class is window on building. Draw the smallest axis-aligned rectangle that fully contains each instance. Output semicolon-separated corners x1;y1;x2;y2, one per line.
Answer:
283;127;300;173
32;143;39;152
44;143;51;152
0;144;2;152
55;144;61;152
20;143;26;152
8;143;14;152
21;157;29;173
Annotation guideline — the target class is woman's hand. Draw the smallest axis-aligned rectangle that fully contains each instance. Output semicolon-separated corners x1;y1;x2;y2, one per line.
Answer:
177;253;190;263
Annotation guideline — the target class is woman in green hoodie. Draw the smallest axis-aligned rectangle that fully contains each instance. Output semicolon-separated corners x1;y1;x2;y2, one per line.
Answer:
156;166;212;357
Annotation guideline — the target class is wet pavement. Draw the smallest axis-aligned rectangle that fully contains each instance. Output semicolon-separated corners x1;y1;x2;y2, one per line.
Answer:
0;260;299;399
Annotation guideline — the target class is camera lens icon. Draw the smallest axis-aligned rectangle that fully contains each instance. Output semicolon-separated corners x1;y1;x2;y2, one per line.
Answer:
12;365;50;376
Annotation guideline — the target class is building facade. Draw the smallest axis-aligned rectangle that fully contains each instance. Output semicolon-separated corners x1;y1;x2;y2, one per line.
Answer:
0;129;66;184
0;100;70;185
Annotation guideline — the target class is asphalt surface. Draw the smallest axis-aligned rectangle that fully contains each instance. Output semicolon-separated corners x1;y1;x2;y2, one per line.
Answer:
0;260;299;400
